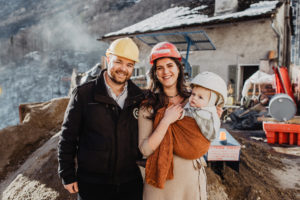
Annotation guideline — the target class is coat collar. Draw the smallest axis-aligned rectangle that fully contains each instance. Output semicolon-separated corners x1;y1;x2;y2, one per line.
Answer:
93;69;144;108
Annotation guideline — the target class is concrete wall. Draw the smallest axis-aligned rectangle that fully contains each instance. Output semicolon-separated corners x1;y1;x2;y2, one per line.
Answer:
134;38;152;73
188;19;277;82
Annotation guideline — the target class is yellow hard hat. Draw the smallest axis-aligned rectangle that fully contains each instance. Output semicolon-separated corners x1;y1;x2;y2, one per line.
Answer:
106;37;139;62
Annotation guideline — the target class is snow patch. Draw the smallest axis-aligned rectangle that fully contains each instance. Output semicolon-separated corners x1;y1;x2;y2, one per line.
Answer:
250;136;267;142
24;51;41;61
250;1;279;9
104;6;208;36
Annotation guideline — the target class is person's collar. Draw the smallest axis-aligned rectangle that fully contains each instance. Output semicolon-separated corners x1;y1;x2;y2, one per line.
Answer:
93;69;144;107
103;71;128;97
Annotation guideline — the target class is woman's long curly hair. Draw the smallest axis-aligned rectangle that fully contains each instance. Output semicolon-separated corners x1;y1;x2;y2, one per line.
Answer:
141;57;190;119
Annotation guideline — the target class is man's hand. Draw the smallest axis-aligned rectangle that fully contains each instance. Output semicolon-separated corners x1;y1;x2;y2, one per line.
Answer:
64;182;78;194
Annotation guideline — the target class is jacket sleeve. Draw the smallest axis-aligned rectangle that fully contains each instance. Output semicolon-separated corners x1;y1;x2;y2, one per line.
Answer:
57;87;83;185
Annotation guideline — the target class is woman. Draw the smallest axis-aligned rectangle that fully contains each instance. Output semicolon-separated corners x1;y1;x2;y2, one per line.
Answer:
138;42;212;200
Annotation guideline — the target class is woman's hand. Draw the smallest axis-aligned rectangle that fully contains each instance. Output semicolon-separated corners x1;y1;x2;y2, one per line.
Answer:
162;104;183;125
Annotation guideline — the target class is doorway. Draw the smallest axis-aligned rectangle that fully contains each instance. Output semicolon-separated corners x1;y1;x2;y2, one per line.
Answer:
236;64;259;101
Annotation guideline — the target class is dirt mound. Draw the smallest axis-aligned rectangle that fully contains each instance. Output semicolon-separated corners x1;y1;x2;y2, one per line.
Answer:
0;133;75;200
0;133;228;200
0;97;69;181
2;128;298;200
2;127;298;200
206;168;229;199
222;125;299;200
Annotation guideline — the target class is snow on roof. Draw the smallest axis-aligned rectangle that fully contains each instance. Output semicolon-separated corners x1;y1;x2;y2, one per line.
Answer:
103;1;279;38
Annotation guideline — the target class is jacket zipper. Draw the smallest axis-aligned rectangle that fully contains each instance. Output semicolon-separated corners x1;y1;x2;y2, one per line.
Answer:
112;105;120;184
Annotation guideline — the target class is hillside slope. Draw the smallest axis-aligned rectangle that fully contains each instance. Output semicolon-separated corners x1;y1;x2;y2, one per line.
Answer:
0;0;198;130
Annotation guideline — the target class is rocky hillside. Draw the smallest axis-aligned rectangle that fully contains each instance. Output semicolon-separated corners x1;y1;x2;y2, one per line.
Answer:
0;0;199;129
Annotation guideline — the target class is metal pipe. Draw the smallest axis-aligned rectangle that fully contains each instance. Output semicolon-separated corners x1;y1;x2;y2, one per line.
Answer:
271;20;288;94
283;0;291;68
271;4;289;94
185;36;192;77
271;17;281;66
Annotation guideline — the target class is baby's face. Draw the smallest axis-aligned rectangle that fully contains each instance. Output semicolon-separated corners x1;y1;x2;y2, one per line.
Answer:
189;86;211;108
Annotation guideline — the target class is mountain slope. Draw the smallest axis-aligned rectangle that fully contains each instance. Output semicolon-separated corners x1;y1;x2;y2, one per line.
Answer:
0;0;198;129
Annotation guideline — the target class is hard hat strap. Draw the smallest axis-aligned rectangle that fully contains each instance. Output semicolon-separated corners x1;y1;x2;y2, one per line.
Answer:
208;91;218;107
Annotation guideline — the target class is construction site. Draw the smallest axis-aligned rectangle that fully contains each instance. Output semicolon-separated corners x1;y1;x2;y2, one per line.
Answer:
0;0;300;199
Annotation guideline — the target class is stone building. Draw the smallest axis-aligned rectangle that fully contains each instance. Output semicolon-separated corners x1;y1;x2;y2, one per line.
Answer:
100;0;292;100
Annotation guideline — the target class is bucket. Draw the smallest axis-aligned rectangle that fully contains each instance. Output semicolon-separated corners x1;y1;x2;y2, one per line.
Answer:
269;93;296;121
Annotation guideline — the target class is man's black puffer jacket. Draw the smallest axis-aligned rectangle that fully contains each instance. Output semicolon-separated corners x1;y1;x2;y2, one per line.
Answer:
58;69;144;185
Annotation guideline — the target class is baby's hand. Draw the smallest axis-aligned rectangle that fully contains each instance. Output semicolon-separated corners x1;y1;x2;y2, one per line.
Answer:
216;106;223;118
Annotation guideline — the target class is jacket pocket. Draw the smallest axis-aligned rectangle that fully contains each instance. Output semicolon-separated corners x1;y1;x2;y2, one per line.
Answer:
77;147;110;174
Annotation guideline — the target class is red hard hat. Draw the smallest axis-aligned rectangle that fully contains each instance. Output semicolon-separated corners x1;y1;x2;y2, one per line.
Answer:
149;42;182;65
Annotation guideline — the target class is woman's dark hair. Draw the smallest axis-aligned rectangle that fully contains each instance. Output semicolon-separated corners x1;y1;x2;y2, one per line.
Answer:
141;57;190;119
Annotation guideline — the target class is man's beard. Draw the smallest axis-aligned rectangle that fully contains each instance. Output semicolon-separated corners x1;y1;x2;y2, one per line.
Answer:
109;70;129;85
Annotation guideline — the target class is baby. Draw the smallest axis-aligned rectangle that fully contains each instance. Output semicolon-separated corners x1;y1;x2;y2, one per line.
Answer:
181;71;227;142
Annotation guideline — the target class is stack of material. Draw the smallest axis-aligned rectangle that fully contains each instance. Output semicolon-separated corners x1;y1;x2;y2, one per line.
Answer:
261;66;299;146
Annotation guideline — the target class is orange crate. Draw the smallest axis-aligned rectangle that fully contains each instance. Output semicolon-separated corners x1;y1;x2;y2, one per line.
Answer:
263;123;300;145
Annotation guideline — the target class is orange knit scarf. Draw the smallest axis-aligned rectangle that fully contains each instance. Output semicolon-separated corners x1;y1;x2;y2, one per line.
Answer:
145;105;211;189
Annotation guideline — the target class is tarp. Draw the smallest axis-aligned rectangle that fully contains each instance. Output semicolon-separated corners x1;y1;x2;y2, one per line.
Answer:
241;70;275;97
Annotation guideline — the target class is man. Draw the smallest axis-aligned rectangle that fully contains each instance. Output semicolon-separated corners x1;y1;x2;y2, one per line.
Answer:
58;37;144;200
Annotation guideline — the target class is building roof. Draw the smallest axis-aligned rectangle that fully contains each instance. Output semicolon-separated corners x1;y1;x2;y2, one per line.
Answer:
102;1;281;39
